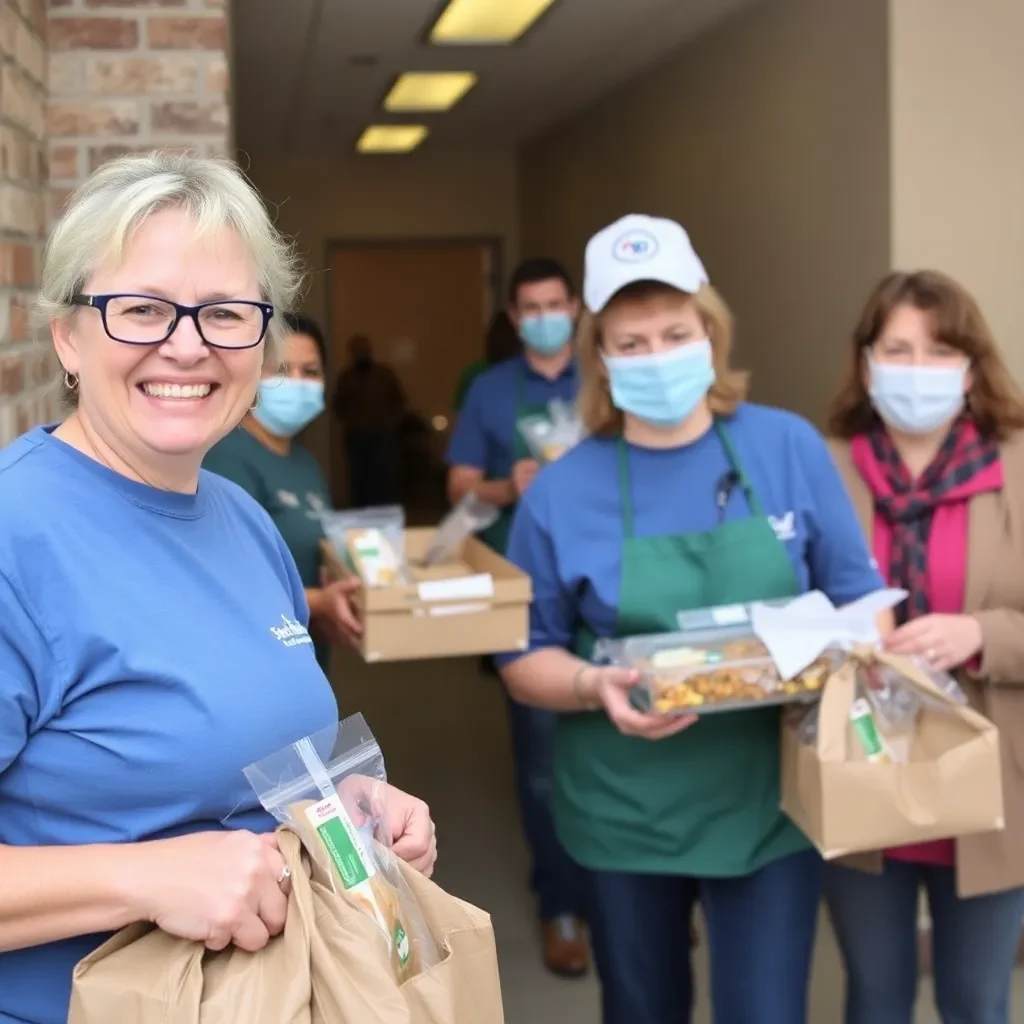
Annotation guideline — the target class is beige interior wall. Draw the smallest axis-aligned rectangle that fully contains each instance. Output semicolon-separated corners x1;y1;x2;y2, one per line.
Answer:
246;146;520;332
889;0;1024;381
519;0;891;425
245;146;519;471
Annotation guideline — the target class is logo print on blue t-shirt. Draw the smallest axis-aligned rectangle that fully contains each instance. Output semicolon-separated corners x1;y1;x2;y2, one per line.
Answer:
769;511;796;542
270;614;313;648
613;230;659;263
277;490;300;508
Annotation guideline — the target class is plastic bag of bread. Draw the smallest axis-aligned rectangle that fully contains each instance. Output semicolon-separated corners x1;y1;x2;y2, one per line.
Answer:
244;714;440;983
518;398;585;465
321;506;408;587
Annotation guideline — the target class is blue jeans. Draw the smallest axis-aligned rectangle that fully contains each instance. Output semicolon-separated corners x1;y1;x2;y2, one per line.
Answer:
824;860;1024;1024
505;697;583;921
583;848;822;1024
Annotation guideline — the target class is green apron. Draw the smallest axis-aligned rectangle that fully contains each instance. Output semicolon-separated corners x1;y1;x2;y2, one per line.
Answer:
558;419;810;877
480;367;549;555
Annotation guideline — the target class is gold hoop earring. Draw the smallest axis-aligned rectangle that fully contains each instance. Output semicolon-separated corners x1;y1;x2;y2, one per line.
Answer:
63;371;79;391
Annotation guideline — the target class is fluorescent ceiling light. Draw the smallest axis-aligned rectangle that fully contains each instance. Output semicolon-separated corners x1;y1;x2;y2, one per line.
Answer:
384;72;478;112
429;0;557;45
356;125;429;154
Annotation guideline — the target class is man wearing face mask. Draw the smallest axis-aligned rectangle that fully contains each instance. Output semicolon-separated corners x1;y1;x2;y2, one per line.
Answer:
205;313;362;672
447;258;581;551
446;257;590;978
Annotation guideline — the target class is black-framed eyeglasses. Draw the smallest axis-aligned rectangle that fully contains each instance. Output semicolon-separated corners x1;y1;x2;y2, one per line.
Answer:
71;293;275;350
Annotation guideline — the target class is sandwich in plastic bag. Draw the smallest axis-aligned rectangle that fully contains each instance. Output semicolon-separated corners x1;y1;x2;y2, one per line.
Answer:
421;495;499;567
321;506;408;586
795;652;968;762
518;398;585;465
244;714;440;983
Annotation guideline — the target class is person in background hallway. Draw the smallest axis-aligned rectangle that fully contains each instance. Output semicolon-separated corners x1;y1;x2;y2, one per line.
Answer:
204;312;362;673
499;215;886;1024
823;270;1024;1024
333;333;405;507
452;310;521;413
0;152;435;1024
446;257;588;978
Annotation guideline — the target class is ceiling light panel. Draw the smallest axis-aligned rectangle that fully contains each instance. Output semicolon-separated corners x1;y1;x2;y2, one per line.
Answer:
356;125;429;154
384;72;478;112
429;0;557;45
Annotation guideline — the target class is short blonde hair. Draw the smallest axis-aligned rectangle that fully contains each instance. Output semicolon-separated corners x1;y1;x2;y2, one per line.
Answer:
577;281;749;436
36;150;302;405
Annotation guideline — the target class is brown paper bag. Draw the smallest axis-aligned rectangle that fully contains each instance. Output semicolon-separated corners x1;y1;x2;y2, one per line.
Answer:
69;832;504;1024
780;649;1004;858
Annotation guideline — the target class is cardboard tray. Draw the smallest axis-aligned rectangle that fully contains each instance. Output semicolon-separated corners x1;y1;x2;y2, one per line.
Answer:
320;527;532;663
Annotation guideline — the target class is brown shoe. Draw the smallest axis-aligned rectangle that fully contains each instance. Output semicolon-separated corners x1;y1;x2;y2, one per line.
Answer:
542;914;590;978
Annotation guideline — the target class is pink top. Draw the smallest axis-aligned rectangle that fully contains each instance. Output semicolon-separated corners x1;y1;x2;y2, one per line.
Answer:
850;433;1004;867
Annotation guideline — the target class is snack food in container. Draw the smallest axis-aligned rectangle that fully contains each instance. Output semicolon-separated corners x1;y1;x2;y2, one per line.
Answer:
595;624;838;716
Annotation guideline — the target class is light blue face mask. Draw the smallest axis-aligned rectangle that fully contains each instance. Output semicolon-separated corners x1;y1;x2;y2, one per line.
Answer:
519;312;574;355
252;377;325;438
868;357;968;435
603;339;716;428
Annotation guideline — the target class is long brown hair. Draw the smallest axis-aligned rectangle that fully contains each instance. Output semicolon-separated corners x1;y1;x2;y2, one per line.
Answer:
828;270;1024;440
577;281;749;437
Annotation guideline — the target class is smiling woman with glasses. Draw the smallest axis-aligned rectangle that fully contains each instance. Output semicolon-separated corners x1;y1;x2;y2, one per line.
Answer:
0;151;437;1024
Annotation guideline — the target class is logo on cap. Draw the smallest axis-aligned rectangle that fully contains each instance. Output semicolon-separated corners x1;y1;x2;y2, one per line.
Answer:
613;229;659;263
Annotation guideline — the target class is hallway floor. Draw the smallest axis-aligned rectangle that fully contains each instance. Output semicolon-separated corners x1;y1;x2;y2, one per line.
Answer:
329;649;1024;1023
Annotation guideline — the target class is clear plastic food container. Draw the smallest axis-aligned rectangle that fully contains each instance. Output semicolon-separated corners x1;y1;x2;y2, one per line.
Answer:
594;623;838;717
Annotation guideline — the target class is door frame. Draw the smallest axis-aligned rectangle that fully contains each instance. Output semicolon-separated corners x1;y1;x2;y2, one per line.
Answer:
322;235;505;375
321;235;505;507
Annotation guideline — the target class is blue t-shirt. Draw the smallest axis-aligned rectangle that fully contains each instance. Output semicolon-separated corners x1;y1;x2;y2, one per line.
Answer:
0;428;339;1024
446;354;579;479
498;404;884;662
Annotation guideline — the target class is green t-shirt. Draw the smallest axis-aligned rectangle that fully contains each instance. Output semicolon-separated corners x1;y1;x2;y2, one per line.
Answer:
203;427;332;669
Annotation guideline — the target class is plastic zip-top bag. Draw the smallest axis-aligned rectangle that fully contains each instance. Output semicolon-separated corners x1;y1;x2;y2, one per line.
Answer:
518;398;585;465
244;715;440;983
797;652;969;763
320;505;408;586
421;494;499;566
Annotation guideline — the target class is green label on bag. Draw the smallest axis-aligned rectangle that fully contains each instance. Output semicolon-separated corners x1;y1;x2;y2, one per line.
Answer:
394;922;410;966
305;795;371;889
849;697;889;762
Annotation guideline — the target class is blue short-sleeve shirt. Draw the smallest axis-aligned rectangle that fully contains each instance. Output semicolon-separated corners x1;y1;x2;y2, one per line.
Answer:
446;354;579;479
0;428;339;1024
497;404;884;663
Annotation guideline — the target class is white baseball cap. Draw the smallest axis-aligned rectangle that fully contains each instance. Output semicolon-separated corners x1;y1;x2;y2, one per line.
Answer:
583;214;709;313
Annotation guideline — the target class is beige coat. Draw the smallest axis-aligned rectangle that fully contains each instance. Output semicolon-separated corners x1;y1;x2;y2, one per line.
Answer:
829;434;1024;897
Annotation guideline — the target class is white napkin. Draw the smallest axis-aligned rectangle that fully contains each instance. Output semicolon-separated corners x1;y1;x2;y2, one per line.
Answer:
751;588;907;680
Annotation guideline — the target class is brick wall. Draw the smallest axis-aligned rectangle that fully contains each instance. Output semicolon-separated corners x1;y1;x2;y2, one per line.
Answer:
0;0;49;447
0;0;232;446
48;0;231;206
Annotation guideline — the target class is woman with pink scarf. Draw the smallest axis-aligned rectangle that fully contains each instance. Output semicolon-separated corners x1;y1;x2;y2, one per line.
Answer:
824;270;1024;1024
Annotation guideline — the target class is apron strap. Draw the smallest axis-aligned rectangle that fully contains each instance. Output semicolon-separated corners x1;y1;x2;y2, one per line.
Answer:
713;418;765;517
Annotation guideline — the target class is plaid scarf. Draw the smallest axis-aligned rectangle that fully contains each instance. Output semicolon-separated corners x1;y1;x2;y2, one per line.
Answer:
868;417;999;624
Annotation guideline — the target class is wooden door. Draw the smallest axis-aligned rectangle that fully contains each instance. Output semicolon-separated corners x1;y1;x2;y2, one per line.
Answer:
327;240;497;509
